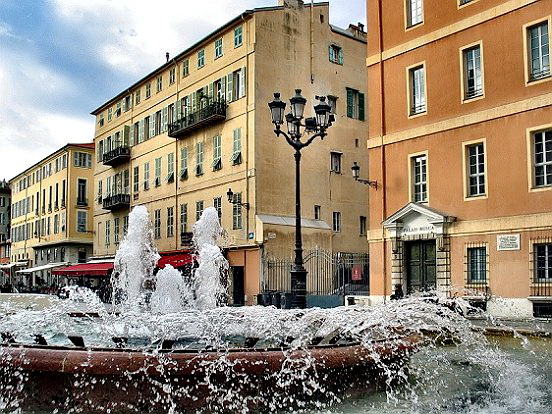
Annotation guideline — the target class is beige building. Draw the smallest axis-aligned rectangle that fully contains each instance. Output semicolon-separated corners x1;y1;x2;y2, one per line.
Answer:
92;0;368;305
8;143;95;289
367;0;552;318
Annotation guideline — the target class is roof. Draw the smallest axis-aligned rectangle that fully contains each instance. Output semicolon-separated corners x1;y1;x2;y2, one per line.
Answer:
91;2;333;115
9;142;95;182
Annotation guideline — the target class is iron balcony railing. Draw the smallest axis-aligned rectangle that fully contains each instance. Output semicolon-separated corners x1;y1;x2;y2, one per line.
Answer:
529;68;551;82
465;86;483;100
102;193;131;211
410;102;426;115
102;146;130;166
76;197;88;207
103;193;130;211
530;277;552;297
168;99;227;138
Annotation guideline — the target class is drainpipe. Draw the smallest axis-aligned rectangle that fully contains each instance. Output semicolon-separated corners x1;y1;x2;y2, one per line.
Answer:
377;0;388;302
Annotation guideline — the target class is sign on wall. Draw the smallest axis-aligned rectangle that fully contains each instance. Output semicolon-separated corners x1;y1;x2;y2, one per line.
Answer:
497;234;520;251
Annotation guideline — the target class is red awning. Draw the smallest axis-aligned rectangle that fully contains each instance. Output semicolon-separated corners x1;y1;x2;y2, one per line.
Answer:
52;262;114;277
157;252;194;269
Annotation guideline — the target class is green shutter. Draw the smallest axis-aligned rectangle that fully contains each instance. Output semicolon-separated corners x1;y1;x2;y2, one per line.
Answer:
346;89;353;118
328;45;334;62
227;73;233;102
358;92;365;121
338;48;344;65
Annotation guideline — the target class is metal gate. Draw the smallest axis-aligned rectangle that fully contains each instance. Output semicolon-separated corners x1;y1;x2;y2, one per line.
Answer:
261;248;369;305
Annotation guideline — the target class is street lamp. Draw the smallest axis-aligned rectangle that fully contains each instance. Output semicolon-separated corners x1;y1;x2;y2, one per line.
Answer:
351;162;378;189
268;89;334;309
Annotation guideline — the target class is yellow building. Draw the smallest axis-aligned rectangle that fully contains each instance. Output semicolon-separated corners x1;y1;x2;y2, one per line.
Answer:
366;0;552;318
8;143;95;289
92;0;368;305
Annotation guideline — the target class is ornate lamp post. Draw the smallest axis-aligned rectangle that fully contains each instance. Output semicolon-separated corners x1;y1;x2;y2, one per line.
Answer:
268;89;334;308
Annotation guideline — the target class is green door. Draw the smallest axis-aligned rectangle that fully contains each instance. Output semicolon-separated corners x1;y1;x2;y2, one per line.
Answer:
406;240;436;293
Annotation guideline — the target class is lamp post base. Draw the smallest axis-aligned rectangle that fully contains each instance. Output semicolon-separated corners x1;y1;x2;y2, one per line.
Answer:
290;266;307;309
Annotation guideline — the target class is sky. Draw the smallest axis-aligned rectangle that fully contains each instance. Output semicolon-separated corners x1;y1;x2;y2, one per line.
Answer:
0;0;365;181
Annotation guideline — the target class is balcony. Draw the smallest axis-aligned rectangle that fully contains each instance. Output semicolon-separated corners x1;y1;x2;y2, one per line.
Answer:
168;99;227;138
102;193;131;211
103;146;130;166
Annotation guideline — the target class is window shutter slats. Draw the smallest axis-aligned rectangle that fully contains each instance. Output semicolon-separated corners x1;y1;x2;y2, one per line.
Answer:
358;93;365;121
346;89;354;118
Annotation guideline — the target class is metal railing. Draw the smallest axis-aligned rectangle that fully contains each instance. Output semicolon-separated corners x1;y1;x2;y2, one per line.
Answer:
168;99;227;138
76;197;88;207
261;248;370;296
102;193;130;211
102;146;130;166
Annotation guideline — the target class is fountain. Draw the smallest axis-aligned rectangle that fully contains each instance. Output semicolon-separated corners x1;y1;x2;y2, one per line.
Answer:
1;207;551;413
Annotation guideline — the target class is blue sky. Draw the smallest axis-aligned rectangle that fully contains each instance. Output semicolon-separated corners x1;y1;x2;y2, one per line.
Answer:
0;0;365;180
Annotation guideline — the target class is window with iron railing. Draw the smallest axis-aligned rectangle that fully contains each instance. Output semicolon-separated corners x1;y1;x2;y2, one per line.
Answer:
463;45;483;99
409;65;426;115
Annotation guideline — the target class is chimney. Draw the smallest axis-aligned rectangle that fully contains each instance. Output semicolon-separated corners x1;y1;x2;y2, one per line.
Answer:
166;52;170;63
358;22;365;33
278;0;304;8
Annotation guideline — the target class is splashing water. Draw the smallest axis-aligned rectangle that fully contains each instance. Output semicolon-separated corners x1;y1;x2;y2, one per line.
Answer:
0;206;551;413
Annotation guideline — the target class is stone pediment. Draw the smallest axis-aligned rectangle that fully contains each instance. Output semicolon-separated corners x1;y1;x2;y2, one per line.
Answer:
383;203;455;238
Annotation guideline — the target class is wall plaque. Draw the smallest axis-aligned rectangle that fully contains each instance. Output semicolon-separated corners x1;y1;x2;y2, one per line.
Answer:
497;234;520;251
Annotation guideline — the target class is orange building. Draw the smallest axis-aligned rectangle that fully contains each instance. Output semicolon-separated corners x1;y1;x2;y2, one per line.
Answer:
367;0;552;318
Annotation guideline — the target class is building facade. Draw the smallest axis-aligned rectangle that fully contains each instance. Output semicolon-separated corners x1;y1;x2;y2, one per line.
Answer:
92;0;368;305
0;180;10;265
8;143;95;289
367;0;552;317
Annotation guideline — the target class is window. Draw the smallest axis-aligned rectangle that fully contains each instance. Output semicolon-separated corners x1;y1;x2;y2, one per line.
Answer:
328;95;338;115
155;110;162;135
533;128;552;187
74;152;92;168
232;128;242;165
196;201;204;221
180;203;188;235
133;121;139;145
133;166;139;193
97;180;102;204
145;82;151;99
459;0;473;5
196;142;204;175
144;116;150;140
124;95;131;112
154;209;161;239
167;207;174;238
409;65;426;115
314;205;321;220
215;38;223;59
180;147;188;180
155;157;162;186
527;22;550;81
98;113;104;127
144;162;150;190
467;143;485;196
329;44;343;64
105;220;111;246
212;135;222;171
227;68;246;102
360;216;367;236
116;102;122;117
332;212;341;232
462;45;483;99
169;68;176;85
412;155;428;202
330;152;342;173
234;26;243;48
182;59;189;77
535;243;552;281
114;217;120;244
198;48;205;68
232;194;242;230
108;108;113;122
77;179;87;205
406;0;423;27
123;216;129;236
214;197;222;219
156;75;163;93
346;88;365;120
135;89;141;105
167;153;175;183
467;247;487;283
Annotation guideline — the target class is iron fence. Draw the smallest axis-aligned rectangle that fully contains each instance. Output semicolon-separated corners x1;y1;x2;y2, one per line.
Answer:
261;248;369;296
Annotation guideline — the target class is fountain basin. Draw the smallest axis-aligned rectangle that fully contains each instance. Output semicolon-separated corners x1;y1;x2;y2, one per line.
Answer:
0;334;421;412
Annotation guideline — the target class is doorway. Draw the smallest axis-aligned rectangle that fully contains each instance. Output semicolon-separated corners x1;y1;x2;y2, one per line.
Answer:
405;240;436;293
231;266;245;306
